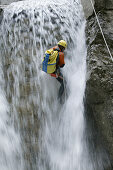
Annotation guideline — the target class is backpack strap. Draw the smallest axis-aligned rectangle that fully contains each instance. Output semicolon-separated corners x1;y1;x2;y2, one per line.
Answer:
54;47;60;52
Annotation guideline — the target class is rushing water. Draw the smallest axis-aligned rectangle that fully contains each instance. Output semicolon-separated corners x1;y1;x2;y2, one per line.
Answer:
0;0;111;170
0;66;24;170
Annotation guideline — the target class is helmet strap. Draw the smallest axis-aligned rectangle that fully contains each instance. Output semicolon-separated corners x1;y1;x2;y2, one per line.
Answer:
58;45;65;52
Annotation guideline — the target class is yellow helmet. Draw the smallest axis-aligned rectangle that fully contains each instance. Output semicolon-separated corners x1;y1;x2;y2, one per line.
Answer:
57;40;67;48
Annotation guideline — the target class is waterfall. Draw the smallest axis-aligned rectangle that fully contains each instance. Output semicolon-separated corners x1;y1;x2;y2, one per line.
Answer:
0;65;24;170
0;0;111;170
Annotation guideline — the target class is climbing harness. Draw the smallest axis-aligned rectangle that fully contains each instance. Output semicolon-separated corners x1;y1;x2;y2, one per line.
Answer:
89;0;113;61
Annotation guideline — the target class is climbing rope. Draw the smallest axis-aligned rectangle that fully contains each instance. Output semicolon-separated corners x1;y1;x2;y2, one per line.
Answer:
89;0;113;61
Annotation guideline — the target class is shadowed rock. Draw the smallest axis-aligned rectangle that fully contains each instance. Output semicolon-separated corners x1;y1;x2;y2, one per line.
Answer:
86;10;113;169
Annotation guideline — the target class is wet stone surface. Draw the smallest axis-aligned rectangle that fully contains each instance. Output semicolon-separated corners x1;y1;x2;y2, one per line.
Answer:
86;10;113;168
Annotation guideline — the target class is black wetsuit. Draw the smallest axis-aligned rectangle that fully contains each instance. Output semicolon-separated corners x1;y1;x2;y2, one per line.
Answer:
54;47;65;99
56;70;64;99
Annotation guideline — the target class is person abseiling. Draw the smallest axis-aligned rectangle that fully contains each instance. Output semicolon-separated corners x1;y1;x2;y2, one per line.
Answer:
42;40;67;100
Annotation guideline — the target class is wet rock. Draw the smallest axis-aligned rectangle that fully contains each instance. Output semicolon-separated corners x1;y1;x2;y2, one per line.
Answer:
81;0;95;19
0;0;21;5
95;0;113;10
0;8;3;24
13;13;17;19
86;10;113;167
81;0;113;19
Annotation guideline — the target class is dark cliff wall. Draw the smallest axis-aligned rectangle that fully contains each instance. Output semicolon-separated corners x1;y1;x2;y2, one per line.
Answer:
81;0;113;19
95;0;113;10
86;0;113;168
0;8;3;24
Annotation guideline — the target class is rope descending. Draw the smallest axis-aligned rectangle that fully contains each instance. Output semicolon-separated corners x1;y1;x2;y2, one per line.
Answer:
89;0;113;62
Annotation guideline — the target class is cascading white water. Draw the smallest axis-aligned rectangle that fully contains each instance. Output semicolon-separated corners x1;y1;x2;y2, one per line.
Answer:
37;1;88;170
0;64;24;170
0;0;111;170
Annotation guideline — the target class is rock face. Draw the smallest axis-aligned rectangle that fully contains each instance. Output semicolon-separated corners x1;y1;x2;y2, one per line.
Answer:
0;0;21;5
95;0;113;10
81;0;94;19
0;8;3;24
81;0;113;19
86;1;113;168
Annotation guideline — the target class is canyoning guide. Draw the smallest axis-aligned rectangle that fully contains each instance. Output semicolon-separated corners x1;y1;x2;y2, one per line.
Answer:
42;40;67;100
